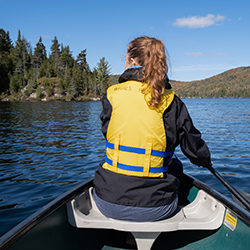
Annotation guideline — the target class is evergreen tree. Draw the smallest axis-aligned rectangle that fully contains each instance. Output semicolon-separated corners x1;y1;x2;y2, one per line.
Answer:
49;36;60;76
39;60;50;78
32;36;47;81
0;29;13;93
10;30;31;91
33;37;47;68
71;63;82;96
94;57;111;96
76;49;90;72
76;49;91;95
59;45;74;76
0;29;12;52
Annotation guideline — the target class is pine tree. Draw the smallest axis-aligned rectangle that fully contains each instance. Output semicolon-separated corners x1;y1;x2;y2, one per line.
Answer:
76;49;91;95
32;36;47;81
59;45;74;76
33;37;47;68
0;29;13;93
76;49;90;72
10;30;31;92
49;36;60;76
71;63;82;96
0;29;12;52
94;57;111;96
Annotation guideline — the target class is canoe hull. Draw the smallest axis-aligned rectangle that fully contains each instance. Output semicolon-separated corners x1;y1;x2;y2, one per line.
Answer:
1;175;249;250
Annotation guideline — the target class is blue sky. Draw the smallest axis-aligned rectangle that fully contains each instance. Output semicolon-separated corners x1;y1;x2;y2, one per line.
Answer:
1;0;250;81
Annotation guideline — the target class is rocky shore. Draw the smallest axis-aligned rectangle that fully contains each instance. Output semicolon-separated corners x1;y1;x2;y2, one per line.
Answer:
0;85;101;102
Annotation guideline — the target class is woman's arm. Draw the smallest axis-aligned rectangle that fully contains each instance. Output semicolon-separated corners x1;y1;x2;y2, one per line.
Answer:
100;94;112;138
163;96;211;167
176;98;211;167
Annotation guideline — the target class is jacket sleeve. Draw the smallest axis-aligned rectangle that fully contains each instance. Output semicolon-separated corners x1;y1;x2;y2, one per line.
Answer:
176;98;211;167
100;94;112;138
163;96;211;167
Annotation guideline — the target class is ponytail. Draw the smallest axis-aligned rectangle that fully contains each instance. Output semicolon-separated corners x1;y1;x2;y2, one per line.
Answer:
127;37;168;107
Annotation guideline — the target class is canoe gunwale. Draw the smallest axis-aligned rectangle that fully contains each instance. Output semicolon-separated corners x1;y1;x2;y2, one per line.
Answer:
0;179;93;249
0;174;249;249
189;175;250;226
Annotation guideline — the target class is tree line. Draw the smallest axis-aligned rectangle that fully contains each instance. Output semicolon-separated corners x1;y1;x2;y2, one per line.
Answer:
0;28;111;101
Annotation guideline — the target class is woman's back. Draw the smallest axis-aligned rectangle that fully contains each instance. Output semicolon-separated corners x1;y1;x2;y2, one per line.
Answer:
93;36;211;222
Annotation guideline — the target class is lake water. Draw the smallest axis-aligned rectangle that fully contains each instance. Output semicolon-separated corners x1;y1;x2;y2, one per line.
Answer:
0;99;249;236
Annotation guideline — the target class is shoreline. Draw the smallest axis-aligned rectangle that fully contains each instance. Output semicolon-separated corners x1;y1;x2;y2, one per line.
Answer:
0;94;101;102
1;96;249;103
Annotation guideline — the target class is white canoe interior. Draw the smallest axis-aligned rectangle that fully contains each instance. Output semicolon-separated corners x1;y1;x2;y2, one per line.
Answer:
67;187;225;250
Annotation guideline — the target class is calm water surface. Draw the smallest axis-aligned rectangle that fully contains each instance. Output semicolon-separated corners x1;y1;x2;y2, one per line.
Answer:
0;99;249;236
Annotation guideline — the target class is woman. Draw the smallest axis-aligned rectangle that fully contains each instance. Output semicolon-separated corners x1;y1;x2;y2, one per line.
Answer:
93;36;212;222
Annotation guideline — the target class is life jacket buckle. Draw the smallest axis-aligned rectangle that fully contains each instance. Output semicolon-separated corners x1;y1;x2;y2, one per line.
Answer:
143;140;152;177
112;137;120;172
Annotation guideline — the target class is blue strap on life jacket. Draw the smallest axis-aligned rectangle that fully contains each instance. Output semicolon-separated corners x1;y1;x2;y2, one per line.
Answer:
105;155;168;173
105;141;174;157
105;140;174;173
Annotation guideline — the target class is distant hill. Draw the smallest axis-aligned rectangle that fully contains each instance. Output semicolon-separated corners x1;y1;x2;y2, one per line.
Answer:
171;67;250;98
110;67;250;98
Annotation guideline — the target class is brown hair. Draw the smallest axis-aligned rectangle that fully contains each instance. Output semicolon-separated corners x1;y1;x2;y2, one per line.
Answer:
127;36;167;107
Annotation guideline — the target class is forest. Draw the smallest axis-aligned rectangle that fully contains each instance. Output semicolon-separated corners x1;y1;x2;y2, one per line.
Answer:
0;28;110;101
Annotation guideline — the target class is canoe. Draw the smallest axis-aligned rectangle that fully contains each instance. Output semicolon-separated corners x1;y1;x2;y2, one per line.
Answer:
0;173;249;250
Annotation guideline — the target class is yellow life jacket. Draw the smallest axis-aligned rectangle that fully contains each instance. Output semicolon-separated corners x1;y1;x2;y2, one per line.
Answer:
103;80;175;178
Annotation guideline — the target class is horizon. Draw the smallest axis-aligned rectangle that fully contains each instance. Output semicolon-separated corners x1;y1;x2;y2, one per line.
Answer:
110;65;250;82
1;0;250;81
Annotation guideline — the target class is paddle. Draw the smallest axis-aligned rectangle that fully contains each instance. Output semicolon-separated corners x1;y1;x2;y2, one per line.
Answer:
207;164;250;211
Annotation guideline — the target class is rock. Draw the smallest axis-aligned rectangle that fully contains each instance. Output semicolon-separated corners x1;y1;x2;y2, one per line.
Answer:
30;92;37;99
54;93;64;98
90;97;101;101
42;90;49;97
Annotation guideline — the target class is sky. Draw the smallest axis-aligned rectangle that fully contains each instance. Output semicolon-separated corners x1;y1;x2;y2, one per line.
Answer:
1;0;250;81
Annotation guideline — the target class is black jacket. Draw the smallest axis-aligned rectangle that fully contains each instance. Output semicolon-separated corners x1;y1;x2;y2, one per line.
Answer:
94;67;211;207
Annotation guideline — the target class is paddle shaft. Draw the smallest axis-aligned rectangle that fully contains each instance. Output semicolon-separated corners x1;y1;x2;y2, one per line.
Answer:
207;165;250;211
